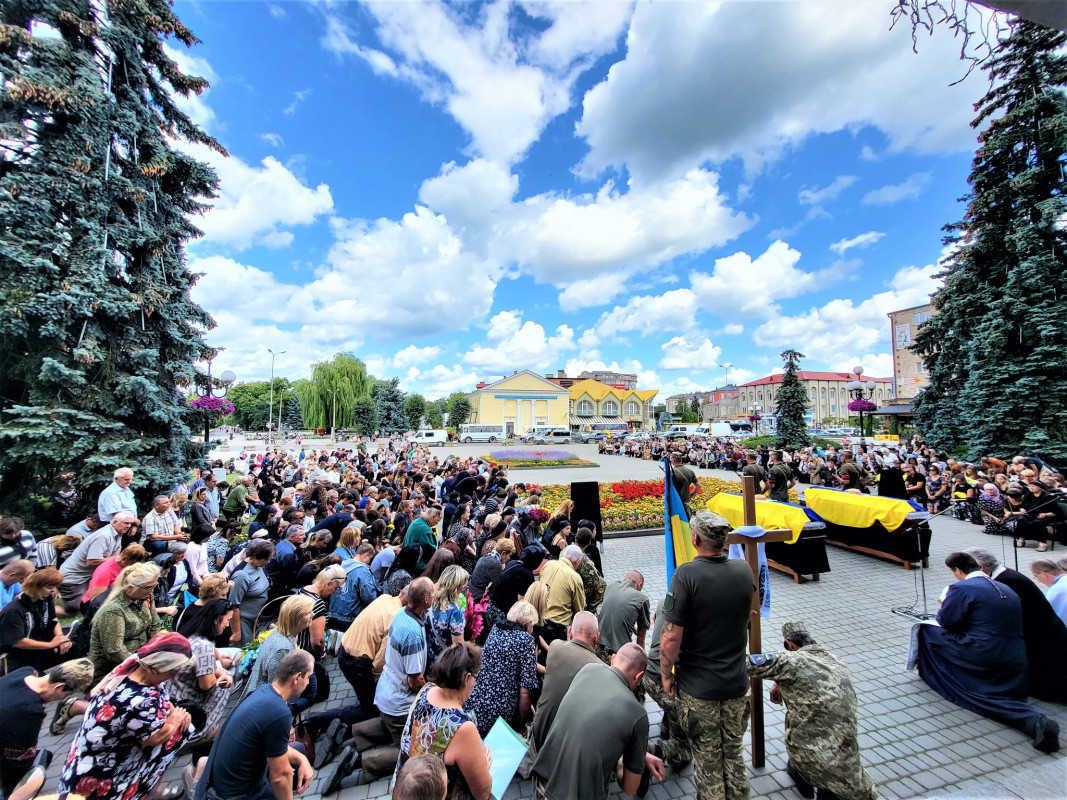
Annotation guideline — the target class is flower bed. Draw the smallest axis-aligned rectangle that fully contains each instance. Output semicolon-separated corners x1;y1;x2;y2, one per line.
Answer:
485;449;597;468
526;477;800;531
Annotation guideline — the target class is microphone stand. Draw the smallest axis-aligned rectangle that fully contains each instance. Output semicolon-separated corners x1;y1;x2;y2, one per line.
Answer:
891;500;966;622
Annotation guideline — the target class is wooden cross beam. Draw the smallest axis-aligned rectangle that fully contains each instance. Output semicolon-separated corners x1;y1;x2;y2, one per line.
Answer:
723;474;793;769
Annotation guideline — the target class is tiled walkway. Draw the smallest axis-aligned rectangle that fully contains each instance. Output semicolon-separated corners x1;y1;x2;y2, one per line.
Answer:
36;472;1066;799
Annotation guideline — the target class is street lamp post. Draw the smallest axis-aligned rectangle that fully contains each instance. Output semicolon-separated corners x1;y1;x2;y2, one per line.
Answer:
194;349;236;448
723;362;733;388
267;349;286;449
328;387;338;443
749;404;762;436
845;365;878;446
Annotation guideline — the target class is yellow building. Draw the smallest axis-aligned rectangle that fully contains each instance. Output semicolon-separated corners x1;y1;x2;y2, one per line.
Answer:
467;370;570;435
568;379;658;430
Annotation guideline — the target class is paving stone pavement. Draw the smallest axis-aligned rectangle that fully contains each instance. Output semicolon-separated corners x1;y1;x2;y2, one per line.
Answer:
35;467;1066;799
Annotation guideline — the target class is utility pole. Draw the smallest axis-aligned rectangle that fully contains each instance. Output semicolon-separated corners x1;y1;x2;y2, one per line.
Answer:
267;349;286;449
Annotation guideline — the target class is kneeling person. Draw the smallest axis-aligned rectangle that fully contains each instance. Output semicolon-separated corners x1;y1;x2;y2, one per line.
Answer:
747;621;876;800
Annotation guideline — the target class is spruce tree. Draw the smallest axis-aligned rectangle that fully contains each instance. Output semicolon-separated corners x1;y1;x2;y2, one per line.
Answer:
283;394;303;430
774;349;811;450
376;377;406;435
913;21;1067;460
0;0;223;518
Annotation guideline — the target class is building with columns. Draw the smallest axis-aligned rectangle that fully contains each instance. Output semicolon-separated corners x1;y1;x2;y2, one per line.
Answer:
731;371;894;424
467;370;570;436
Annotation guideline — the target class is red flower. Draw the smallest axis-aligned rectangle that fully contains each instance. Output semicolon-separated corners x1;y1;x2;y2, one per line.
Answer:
76;776;100;796
95;703;116;722
98;779;113;796
122;781;140;800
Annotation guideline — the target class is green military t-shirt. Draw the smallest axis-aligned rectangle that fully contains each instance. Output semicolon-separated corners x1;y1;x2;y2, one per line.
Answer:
662;554;753;700
531;663;648;800
598;580;652;653
742;463;768;494
768;463;793;503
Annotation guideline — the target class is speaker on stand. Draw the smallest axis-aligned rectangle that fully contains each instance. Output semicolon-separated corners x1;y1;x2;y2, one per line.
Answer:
570;481;604;544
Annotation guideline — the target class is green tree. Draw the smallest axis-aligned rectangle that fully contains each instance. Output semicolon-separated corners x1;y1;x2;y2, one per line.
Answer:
426;400;445;429
913;22;1067;460
446;393;472;428
404;394;426;431
352;396;378;437
0;0;223;519
689;396;702;417
369;377;392;400
225;379;289;430
376;377;407;435
774;349;812;450
298;353;369;430
283;394;303;430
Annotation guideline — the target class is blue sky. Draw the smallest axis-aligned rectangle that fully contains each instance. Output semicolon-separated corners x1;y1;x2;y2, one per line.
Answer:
174;0;988;399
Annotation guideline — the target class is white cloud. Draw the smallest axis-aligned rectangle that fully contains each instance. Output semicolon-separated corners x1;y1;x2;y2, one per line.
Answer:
557;272;632;312
768;206;830;240
393;345;442;369
417;159;518;234
689;240;850;318
751;262;941;373
592;289;700;340
799;175;857;205
658;335;722;370
463;311;575;373
162;44;218;131
321;1;631;164
260;133;284;148
576;1;981;182
862;173;931;205
268;4;286;19
192;153;334;250
284;89;311;116
829;231;886;256
722;324;744;335
420;364;482;398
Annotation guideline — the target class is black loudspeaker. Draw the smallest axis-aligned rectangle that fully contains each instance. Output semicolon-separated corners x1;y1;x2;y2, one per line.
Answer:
570;481;604;542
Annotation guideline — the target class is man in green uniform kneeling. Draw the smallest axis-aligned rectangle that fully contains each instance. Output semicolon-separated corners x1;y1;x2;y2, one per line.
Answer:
747;620;877;800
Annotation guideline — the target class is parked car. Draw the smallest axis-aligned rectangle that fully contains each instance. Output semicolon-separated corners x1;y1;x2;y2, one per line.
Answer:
531;428;575;444
577;431;606;442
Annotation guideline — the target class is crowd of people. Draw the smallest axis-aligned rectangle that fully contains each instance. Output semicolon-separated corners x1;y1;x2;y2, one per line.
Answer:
0;430;1063;800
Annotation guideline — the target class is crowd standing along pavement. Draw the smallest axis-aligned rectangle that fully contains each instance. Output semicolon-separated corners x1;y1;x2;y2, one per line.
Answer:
41;443;1064;799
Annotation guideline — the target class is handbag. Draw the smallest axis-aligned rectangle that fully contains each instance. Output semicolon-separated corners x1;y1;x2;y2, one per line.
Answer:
289;713;316;765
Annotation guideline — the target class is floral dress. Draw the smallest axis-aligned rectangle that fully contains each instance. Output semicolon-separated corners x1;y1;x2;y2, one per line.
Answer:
395;685;477;800
59;676;189;800
979;497;1011;535
464;620;539;737
428;602;465;665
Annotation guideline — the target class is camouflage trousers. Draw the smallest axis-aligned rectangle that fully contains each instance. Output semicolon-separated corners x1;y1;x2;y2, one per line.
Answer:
679;690;751;800
642;673;691;765
595;643;646;703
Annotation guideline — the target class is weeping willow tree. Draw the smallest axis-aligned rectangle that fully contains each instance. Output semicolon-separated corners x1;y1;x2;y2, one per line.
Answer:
296;353;370;430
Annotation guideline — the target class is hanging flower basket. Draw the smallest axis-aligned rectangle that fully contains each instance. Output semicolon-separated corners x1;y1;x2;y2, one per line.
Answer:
847;398;878;413
189;396;235;417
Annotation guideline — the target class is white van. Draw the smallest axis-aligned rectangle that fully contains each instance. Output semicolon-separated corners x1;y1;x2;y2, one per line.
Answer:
458;424;506;443
695;422;735;438
664;424;700;439
410;429;448;447
531;427;573;444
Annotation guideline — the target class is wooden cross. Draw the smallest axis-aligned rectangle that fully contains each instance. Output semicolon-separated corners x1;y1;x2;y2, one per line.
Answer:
724;474;793;769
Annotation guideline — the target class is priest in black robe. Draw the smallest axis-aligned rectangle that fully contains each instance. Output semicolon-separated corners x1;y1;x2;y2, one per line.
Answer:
966;547;1067;704
914;551;1060;752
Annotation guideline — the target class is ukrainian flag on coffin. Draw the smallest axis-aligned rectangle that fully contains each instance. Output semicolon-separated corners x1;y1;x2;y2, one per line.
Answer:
663;459;697;583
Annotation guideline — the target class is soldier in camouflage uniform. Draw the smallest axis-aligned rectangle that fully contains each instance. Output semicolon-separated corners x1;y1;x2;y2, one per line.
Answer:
645;598;692;768
747;620;877;800
576;550;605;614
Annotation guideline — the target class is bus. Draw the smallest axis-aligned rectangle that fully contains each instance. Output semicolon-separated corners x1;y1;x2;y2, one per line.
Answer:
458;424;506;443
588;422;629;437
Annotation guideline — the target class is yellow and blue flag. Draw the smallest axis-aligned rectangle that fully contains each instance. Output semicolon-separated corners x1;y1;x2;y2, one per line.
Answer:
664;459;697;583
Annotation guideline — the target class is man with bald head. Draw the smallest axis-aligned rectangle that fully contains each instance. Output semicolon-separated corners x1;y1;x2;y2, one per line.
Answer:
0;560;33;610
59;509;137;612
529;611;602;755
532;643;664;800
597;569;651;666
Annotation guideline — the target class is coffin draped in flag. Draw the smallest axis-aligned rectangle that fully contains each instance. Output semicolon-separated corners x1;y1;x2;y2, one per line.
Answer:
663;458;697;583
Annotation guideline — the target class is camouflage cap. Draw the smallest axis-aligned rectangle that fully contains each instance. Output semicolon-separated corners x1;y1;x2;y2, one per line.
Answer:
781;620;809;638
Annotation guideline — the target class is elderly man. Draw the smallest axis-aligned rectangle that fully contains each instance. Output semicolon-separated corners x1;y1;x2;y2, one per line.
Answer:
142;495;187;554
914;551;1059;753
747;621;877;800
530;611;602;755
0;560;33;610
327;578;435;792
202;471;221;522
966;548;1067;703
1030;558;1067;624
660;510;754;800
58;510;137;612
531;645;664;800
597;570;651;665
223;474;256;521
538;545;587;647
97;467;137;522
266;525;308;597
